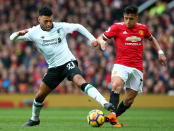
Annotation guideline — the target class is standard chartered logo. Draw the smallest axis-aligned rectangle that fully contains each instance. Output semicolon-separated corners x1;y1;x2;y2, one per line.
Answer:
42;38;58;46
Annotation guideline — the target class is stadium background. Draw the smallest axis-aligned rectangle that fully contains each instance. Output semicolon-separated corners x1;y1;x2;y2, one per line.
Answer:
0;0;173;108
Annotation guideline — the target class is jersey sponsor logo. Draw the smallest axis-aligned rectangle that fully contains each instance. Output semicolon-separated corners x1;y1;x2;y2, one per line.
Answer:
126;36;141;42
139;30;144;36
125;43;142;45
42;38;58;46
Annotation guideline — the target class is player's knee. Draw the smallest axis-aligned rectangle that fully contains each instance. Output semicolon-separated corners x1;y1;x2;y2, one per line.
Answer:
73;74;86;88
112;81;122;92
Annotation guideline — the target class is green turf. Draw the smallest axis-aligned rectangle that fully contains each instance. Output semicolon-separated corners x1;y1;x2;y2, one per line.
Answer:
0;107;173;131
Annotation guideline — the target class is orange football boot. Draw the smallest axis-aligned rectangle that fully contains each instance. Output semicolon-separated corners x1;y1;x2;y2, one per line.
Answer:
105;113;122;127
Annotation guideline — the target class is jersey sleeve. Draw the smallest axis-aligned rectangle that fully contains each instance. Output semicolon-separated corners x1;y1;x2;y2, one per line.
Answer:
10;28;33;42
103;24;118;39
144;25;151;38
60;22;95;42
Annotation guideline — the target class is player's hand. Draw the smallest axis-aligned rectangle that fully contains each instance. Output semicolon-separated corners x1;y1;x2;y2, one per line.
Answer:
17;29;29;36
97;36;108;51
159;54;167;66
91;39;98;47
100;41;108;51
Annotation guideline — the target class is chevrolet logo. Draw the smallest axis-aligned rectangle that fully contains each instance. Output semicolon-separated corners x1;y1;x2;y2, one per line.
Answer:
126;36;141;42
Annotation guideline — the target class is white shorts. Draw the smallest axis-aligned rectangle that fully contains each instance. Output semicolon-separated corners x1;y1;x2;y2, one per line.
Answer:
111;64;143;93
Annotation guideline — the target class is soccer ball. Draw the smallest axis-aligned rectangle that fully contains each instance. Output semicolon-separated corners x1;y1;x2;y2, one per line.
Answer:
87;109;104;127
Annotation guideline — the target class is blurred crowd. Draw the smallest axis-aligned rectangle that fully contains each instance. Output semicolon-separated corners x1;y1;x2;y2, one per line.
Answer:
0;0;173;94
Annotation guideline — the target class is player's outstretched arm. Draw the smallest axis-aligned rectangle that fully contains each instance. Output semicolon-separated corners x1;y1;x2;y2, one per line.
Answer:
60;23;99;47
96;35;108;51
10;29;29;42
148;35;167;66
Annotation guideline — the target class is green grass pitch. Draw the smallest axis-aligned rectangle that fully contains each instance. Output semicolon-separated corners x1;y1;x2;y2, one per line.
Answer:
0;107;173;131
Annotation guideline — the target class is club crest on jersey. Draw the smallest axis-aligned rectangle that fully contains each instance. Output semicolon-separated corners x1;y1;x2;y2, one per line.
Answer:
139;30;144;36
126;36;141;42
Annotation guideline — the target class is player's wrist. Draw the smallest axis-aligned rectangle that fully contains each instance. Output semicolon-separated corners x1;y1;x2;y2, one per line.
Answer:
158;50;164;55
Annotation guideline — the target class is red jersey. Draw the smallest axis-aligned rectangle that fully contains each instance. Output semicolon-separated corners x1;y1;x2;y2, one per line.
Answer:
103;22;151;72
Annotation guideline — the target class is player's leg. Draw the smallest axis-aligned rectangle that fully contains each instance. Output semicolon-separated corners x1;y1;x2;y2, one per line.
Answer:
23;66;65;127
116;68;142;117
105;64;129;127
109;64;128;113
110;76;124;113
66;60;114;111
31;82;52;121
22;82;53;126
116;88;138;117
103;76;124;127
72;74;114;111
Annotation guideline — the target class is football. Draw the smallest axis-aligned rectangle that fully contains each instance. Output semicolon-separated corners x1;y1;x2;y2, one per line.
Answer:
87;109;104;127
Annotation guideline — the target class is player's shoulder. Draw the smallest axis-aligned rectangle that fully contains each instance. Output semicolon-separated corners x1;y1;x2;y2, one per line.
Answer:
54;22;69;27
112;22;124;27
28;24;40;32
108;22;124;30
136;23;148;29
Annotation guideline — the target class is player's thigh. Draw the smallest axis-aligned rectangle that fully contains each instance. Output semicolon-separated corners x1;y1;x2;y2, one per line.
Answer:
125;69;143;93
65;61;84;86
111;76;124;91
42;67;65;89
111;64;129;91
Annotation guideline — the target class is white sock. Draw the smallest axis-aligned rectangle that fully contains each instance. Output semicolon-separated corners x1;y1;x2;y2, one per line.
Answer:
30;99;44;121
84;84;108;106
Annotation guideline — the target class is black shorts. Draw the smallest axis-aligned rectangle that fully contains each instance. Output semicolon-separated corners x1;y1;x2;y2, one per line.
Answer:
42;60;82;89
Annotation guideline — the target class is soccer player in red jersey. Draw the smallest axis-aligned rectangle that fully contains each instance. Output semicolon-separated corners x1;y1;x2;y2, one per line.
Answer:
96;5;167;127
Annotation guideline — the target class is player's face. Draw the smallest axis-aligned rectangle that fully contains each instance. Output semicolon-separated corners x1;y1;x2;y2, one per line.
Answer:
38;15;53;31
124;13;138;28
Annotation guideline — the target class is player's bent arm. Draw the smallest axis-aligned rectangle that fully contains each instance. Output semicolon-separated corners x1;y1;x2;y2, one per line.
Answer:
148;35;162;52
148;35;167;65
73;24;95;43
61;23;96;45
10;29;30;42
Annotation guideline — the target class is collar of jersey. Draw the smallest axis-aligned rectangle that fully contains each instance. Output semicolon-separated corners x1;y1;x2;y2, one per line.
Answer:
40;24;54;31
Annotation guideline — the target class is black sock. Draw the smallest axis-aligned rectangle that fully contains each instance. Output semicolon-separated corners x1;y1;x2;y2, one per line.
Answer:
109;91;120;113
80;83;88;92
116;100;130;117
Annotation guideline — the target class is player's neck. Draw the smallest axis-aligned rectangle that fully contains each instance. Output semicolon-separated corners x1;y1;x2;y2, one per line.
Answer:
127;23;137;29
40;24;54;31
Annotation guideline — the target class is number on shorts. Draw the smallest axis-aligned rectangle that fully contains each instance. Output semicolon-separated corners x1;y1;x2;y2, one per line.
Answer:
67;62;75;70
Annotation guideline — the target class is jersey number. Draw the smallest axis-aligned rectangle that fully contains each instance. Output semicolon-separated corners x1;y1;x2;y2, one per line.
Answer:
67;62;75;70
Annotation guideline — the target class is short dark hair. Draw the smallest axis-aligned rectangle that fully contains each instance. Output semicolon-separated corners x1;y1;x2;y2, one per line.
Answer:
123;5;138;15
39;6;53;16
